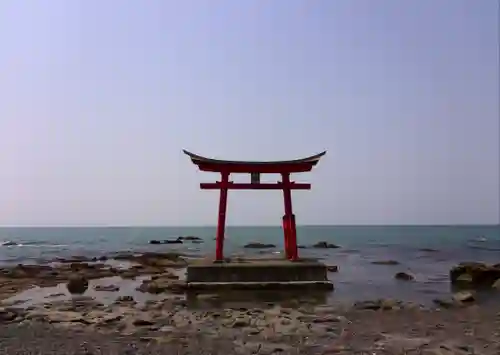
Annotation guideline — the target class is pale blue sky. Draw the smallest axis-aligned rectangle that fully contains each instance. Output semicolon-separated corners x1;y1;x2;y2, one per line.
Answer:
0;0;498;226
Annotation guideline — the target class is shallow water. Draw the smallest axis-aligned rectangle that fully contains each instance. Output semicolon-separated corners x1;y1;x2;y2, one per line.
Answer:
2;276;173;308
0;225;498;303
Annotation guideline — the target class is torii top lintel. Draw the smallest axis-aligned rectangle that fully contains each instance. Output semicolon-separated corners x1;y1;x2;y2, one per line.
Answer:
183;150;326;174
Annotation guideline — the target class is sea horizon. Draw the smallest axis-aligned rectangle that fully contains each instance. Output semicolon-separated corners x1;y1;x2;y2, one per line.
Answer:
1;223;498;228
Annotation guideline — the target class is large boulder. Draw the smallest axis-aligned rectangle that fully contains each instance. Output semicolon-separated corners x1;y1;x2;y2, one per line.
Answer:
66;275;89;294
450;262;500;288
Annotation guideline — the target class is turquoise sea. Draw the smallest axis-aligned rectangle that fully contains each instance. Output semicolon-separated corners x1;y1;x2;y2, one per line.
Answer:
0;225;499;303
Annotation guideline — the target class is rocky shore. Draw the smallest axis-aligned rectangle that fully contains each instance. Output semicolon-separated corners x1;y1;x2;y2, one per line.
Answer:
1;297;499;354
0;252;499;354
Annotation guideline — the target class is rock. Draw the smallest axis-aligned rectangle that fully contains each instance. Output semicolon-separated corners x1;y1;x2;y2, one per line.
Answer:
132;317;155;326
165;280;187;294
327;265;339;272
243;242;276;249
231;316;251;328
66;275;89;294
94;284;119;292
114;296;135;305
137;280;168;294
353;301;381;311
394;272;414;281
55;256;92;263
3;264;54;279
433;298;458;309
45;311;86;323
353;299;400;311
419;248;439;252
92;313;123;325
455;273;473;285
311;315;342;323
137;277;186;294
177;236;202;241
312;241;340;249
453;291;475;303
492;279;500;289
372;260;400;265
114;252;187;267
450;262;500;288
0;309;17;322
148;239;183;245
375;334;430;353
165;238;183;244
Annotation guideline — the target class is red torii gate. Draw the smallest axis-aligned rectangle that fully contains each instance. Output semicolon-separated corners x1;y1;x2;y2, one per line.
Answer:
183;150;326;262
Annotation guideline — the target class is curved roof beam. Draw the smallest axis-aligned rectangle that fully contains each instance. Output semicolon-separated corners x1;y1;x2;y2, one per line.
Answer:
182;150;326;166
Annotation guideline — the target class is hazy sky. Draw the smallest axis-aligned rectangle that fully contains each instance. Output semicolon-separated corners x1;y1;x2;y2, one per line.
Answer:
0;0;498;226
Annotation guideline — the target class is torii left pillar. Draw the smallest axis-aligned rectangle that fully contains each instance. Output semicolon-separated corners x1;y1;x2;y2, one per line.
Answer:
282;173;298;261
215;171;229;261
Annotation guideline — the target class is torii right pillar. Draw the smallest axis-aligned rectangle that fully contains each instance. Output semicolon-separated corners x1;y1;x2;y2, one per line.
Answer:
281;173;298;261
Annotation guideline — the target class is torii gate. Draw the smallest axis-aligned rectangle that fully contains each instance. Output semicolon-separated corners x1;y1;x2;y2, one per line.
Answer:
183;150;326;262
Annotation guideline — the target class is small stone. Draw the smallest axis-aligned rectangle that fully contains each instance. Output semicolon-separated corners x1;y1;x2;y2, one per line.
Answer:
394;272;415;281
433;298;456;309
372;260;400;265
453;291;475;303
114;296;135;305
46;311;86;323
327;265;339;272
133;317;155;326
232;317;251;328
380;299;401;310
159;325;175;332
94;284;119;292
311;316;341;323
419;248;439;252
353;300;382;310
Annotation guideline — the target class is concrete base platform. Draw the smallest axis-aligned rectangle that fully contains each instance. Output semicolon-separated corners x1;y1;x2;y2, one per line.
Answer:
187;281;333;291
186;258;333;291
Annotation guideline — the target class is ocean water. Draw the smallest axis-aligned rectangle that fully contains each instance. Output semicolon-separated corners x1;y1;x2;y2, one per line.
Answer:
1;225;499;303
